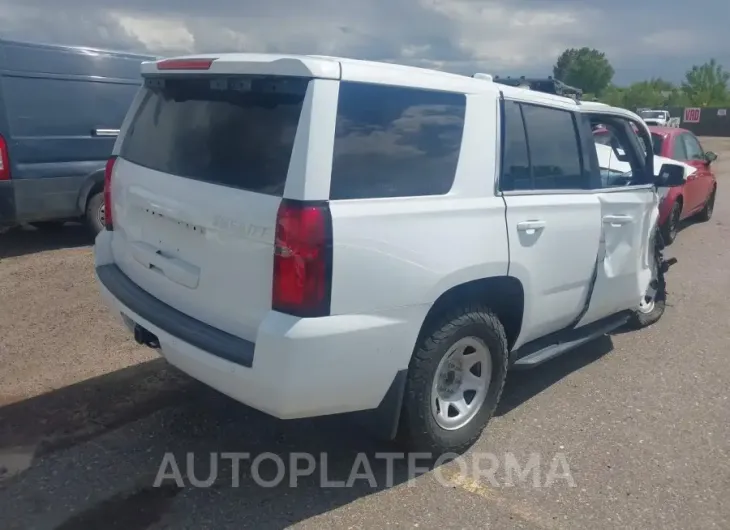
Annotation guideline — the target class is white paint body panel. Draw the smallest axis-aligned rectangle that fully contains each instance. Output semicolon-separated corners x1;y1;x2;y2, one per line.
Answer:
94;52;665;418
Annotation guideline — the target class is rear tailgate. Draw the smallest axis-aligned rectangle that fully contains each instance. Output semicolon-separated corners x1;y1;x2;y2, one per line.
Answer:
109;72;313;341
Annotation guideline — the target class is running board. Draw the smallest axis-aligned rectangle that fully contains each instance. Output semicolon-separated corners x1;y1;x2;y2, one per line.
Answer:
510;313;630;370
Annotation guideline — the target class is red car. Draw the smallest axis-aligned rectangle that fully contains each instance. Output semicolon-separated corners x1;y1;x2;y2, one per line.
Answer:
649;126;718;244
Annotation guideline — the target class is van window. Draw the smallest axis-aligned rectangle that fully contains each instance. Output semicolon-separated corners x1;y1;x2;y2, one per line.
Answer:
500;100;531;191
329;82;466;200
120;76;308;196
2;76;138;137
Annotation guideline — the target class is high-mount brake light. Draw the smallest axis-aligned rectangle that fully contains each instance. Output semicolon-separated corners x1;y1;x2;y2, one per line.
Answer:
156;58;215;70
103;156;117;230
0;134;10;181
272;199;333;317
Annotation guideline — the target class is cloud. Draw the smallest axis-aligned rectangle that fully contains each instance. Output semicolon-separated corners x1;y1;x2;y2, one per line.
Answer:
0;0;728;84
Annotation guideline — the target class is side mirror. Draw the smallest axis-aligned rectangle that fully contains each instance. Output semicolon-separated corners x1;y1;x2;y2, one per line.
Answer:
705;151;718;165
656;163;685;187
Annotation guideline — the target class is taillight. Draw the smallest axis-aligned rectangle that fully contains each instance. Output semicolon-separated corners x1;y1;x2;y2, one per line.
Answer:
103;156;117;230
156;58;215;70
0;134;10;181
272;199;333;317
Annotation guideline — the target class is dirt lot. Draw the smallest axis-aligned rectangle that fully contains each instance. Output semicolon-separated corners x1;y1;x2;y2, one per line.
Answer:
1;140;729;529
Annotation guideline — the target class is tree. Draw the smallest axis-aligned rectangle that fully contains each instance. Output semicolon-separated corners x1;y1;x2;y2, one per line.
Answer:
681;59;730;106
553;47;614;95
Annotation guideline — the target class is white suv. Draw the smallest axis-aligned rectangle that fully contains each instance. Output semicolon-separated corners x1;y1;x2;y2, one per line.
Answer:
94;54;683;454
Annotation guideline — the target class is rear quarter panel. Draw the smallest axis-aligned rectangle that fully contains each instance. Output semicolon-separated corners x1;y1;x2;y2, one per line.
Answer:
328;93;509;316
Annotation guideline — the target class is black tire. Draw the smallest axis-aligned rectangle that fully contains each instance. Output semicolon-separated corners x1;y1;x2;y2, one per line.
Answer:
398;303;509;456
626;246;666;329
85;192;105;236
660;201;681;246
696;187;716;222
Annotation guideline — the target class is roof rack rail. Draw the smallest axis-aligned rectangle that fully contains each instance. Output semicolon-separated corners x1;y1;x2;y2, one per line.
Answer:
492;75;583;101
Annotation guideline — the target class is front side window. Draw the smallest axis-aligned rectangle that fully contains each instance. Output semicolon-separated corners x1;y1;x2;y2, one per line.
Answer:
681;133;705;161
329;82;466;200
672;135;689;160
651;133;664;155
588;116;651;187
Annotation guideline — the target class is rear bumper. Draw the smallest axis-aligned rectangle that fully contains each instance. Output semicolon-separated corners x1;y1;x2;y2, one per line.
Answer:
0;181;16;226
93;231;424;420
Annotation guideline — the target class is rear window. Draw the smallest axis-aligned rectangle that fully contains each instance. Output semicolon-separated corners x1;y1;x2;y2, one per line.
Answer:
120;76;308;196
329;82;466;200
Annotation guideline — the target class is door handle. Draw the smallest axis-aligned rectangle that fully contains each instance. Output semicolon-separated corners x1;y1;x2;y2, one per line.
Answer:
516;220;546;232
92;128;120;137
603;214;633;226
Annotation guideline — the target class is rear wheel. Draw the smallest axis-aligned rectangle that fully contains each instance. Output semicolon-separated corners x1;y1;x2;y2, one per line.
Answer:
696;187;716;222
84;192;105;236
398;303;509;455
660;201;681;245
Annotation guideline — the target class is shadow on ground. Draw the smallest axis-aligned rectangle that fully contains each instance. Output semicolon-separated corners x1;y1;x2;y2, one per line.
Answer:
0;335;614;530
0;223;92;260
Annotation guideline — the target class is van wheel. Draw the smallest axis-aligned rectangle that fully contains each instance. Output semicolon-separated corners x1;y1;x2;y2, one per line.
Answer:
85;192;105;236
398;303;509;455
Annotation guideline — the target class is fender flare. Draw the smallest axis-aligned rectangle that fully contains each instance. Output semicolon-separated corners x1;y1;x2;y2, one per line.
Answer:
76;168;105;214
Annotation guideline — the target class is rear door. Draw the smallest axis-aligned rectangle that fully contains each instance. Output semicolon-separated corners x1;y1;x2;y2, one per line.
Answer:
576;114;657;326
501;98;602;348
109;71;323;342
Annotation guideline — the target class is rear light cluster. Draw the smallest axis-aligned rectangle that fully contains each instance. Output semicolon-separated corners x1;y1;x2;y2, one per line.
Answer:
103;156;117;230
0;134;10;181
272;199;333;318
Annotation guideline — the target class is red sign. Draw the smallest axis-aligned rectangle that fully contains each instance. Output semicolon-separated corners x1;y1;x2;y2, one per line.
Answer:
684;108;701;123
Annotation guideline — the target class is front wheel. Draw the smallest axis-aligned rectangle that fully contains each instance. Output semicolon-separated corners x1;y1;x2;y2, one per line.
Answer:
627;242;666;329
398;304;509;455
696;188;716;222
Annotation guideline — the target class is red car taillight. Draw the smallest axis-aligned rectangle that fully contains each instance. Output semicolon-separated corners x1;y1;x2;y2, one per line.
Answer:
0;134;11;181
103;156;117;230
272;199;332;317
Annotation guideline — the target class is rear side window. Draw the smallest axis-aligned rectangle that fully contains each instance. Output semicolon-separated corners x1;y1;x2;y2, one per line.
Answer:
520;103;585;190
329;82;466;200
120;76;308;196
500;100;586;191
501;100;531;190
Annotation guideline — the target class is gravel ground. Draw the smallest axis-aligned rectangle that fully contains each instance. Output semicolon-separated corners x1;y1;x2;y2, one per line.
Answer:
1;139;729;529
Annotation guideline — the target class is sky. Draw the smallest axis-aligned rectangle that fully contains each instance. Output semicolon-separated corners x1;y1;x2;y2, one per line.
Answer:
0;0;728;86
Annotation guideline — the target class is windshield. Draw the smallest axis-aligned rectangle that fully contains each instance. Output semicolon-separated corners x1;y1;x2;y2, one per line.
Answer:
640;111;667;119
